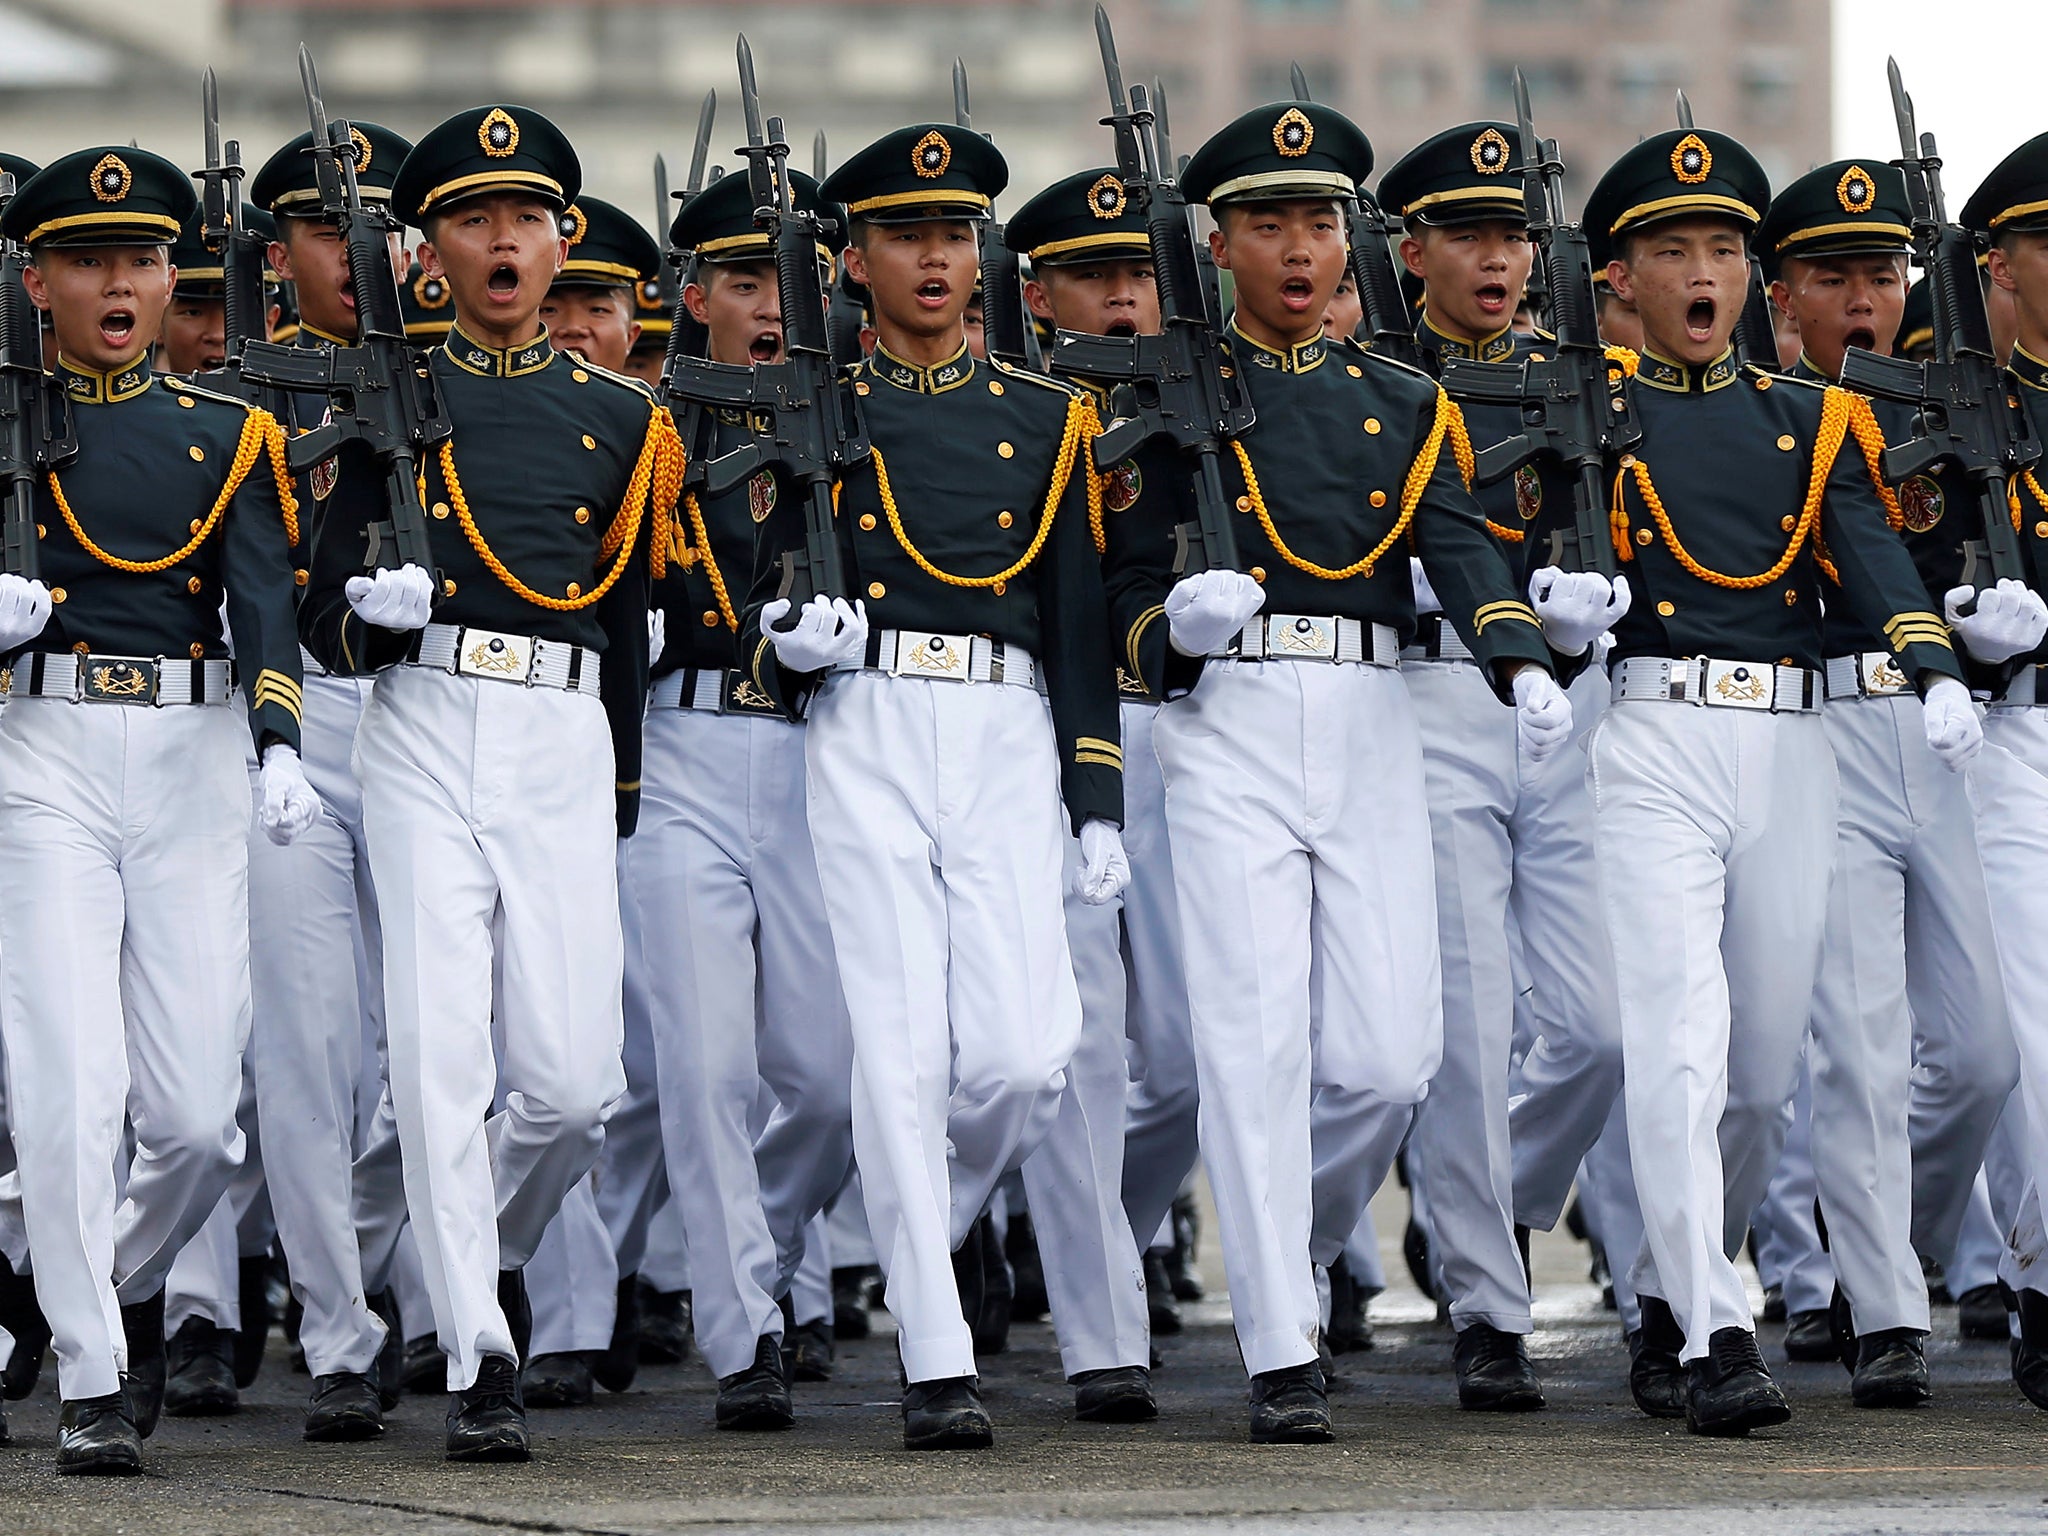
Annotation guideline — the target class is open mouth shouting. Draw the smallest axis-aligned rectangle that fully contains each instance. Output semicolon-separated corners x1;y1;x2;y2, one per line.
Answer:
1843;324;1876;354
914;277;950;311
98;305;136;352
748;328;783;363
1104;318;1138;338
486;263;522;304
1279;274;1316;312
1474;282;1510;319
337;271;356;312
1685;296;1718;345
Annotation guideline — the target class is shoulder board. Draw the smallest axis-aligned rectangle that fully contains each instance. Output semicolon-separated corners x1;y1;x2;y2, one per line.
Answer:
1749;363;1825;392
162;375;259;412
987;355;1083;398
1531;326;1558;343
571;359;658;401
1352;345;1436;386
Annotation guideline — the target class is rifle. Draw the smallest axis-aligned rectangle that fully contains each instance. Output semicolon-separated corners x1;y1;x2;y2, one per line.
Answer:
954;59;1040;370
660;90;719;380
238;43;448;589
1151;75;1223;335
1437;68;1639;577
1051;5;1247;575
1838;57;2037;598
194;68;276;406
0;174;73;582
1676;90;1778;370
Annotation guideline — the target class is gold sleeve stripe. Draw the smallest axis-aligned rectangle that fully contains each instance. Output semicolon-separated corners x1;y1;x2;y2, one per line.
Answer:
1075;751;1123;770
251;684;303;723
1884;612;1946;636
1075;736;1123;762
1473;602;1541;633
1889;627;1954;647
253;668;302;703
1128;604;1165;686
1474;599;1537;622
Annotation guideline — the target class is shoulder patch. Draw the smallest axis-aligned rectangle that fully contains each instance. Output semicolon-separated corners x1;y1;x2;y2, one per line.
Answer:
162;375;259;412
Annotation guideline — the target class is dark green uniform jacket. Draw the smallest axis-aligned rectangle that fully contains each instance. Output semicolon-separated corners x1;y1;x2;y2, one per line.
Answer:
656;408;782;689
1992;344;2048;673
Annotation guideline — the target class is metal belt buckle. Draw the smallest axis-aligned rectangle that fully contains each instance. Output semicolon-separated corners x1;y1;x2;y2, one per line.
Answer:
457;629;535;684
1701;658;1774;711
722;671;781;716
82;655;158;705
1858;651;1911;697
892;631;972;682
1268;614;1337;661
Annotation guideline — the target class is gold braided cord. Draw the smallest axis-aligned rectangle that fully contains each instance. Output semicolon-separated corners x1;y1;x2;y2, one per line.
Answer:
1605;345;1641;377
1485;518;1527;544
873;391;1095;588
683;491;737;631
1841;391;1905;532
2010;467;2048;533
50;407;286;573
1231;383;1460;582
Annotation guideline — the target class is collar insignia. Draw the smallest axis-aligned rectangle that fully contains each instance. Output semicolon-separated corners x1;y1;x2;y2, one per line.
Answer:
1671;133;1711;186
1273;108;1314;159
913;130;952;180
91;153;131;204
1837;165;1876;214
1471;128;1511;175
479;109;519;159
1088;173;1127;221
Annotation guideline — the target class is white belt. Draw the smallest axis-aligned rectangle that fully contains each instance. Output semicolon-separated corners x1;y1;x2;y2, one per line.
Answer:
411;622;600;695
1612;655;1821;714
1824;651;1914;702
2;651;234;706
299;643;329;679
839;629;1042;690
1400;614;1475;664
1992;664;2048;708
1227;615;1399;666
648;666;785;717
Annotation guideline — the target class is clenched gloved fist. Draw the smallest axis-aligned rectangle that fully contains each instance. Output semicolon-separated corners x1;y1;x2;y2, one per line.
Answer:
762;594;868;674
257;743;323;846
1512;667;1573;765
1074;817;1130;907
0;573;52;653
1409;556;1442;617
1530;566;1631;657
648;609;667;670
1921;675;1982;772
1165;569;1266;657
1945;579;2048;666
345;563;434;631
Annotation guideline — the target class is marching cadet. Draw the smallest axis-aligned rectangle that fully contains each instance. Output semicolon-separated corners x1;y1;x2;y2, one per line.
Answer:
746;122;1130;1449
305;106;681;1462
1105;102;1567;1443
1572;128;1973;1436
1375;122;1629;1412
0;147;319;1473
1959;132;2048;1410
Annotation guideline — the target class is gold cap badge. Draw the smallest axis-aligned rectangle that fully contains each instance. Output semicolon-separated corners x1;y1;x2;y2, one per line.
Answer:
1837;164;1876;214
349;127;373;175
1671;133;1711;186
1087;173;1127;220
479;108;520;159
90;153;131;204
1274;107;1314;158
413;270;450;310
1472;128;1511;175
913;130;952;180
561;204;587;244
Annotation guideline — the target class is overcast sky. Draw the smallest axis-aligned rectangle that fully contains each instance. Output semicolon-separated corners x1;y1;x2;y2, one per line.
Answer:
1834;0;2048;203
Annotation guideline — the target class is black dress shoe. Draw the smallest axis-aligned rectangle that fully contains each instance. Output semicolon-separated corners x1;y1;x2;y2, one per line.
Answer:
522;1351;595;1408
1145;1250;1183;1336
445;1353;529;1462
401;1333;443;1392
1168;1193;1205;1302
1685;1328;1791;1436
1452;1322;1545;1411
497;1267;532;1365
163;1317;239;1416
57;1392;143;1475
2013;1288;2048;1410
636;1284;692;1364
1327;1256;1373;1354
0;1252;50;1400
1628;1295;1687;1419
234;1252;273;1388
1006;1210;1050;1322
785;1317;834;1382
832;1266;877;1340
1249;1361;1332;1444
1851;1328;1931;1408
369;1288;405;1409
973;1215;1013;1357
716;1334;793;1430
902;1375;992;1450
119;1287;168;1438
1783;1307;1838;1362
1072;1364;1157;1422
1958;1283;2010;1341
1759;1282;1786;1324
304;1372;385;1441
951;1223;986;1343
593;1274;640;1393
1402;1215;1436;1301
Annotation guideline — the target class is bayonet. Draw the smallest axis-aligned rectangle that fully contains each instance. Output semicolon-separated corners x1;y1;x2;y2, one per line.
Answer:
1290;61;1310;102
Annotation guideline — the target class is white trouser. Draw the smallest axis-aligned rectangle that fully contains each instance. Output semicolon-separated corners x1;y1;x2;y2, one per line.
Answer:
0;700;251;1401
1752;1059;1832;1315
165;1057;267;1334
526;1175;616;1356
356;667;626;1391
806;672;1078;1384
640;1193;692;1294
1576;1094;1644;1333
1810;691;2014;1335
791;1212;832;1326
1156;661;1442;1378
826;1170;875;1270
638;708;854;1381
1590;701;1837;1361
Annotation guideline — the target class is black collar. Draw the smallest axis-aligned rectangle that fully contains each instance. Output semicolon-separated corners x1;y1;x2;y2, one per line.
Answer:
1229;321;1325;374
297;320;353;349
1418;315;1516;364
55;351;152;404
2011;343;2048;393
1793;354;1835;385
1635;346;1740;394
867;340;975;394
443;322;555;378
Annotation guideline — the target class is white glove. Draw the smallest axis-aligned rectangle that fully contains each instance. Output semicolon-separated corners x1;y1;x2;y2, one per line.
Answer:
1165;570;1266;657
1512;666;1573;765
761;594;868;674
344;563;434;631
1922;675;1983;772
648;609;667;670
0;574;52;653
257;743;323;846
1074;817;1130;906
1409;557;1442;617
1945;579;2048;666
1530;567;1631;657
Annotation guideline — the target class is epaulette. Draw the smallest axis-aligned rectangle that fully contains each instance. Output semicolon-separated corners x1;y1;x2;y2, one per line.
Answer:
162;375;260;412
1348;337;1437;387
1746;362;1821;391
987;353;1083;399
569;358;659;402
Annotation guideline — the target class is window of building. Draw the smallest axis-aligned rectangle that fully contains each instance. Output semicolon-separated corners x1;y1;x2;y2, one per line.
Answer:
1379;59;1440;110
1486;59;1583;105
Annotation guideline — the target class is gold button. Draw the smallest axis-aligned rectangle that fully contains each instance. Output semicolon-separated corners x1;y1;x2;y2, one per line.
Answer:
998;441;1015;459
1636;528;1654;546
1781;515;1797;532
1219;366;1234;378
1612;398;1628;412
581;435;596;450
35;524;43;539
187;576;202;594
2035;520;2048;539
1251;566;1266;583
1530;352;1548;362
1620;454;1638;468
177;395;194;409
997;510;1014;529
1776;434;1796;451
1756;375;1773;390
1364;418;1382;435
189;642;205;659
1235;495;1253;513
190;519;203;534
574;507;591;524
1369;490;1387;508
992;579;1006;595
572;369;589;383
1347;364;1362;378
443;579;457;596
565;582;582;599
867;581;886;599
1656;599;1675;617
71;641;86;653
432;501;450;520
50;587;65;604
855;381;871;395
294;569;309;587
989;380;1004;396
859;513;877;531
1780;656;1796;666
188;446;204;462
1784;589;1798;605
696;609;716;627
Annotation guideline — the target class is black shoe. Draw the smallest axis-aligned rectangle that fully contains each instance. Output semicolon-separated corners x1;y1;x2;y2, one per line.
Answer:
951;1222;987;1345
902;1375;992;1450
118;1287;167;1439
1452;1322;1545;1411
1072;1364;1157;1423
1248;1362;1332;1444
1168;1193;1205;1302
445;1353;529;1462
2013;1288;2048;1410
369;1288;405;1410
593;1274;640;1394
1921;1252;1953;1307
636;1284;692;1364
0;1252;50;1400
1828;1284;1859;1372
497;1267;531;1366
57;1392;142;1475
785;1318;834;1383
1685;1327;1791;1436
1759;1282;1786;1325
1628;1295;1687;1419
973;1215;1012;1356
1514;1224;1533;1291
522;1351;595;1408
1784;1307;1838;1362
1402;1215;1436;1301
234;1252;273;1388
163;1317;239;1416
1327;1256;1373;1354
303;1372;385;1442
1851;1328;1932;1408
832;1266;877;1340
1958;1283;2010;1341
1145;1250;1183;1336
715;1334;793;1430
401;1333;443;1393
1005;1210;1049;1322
